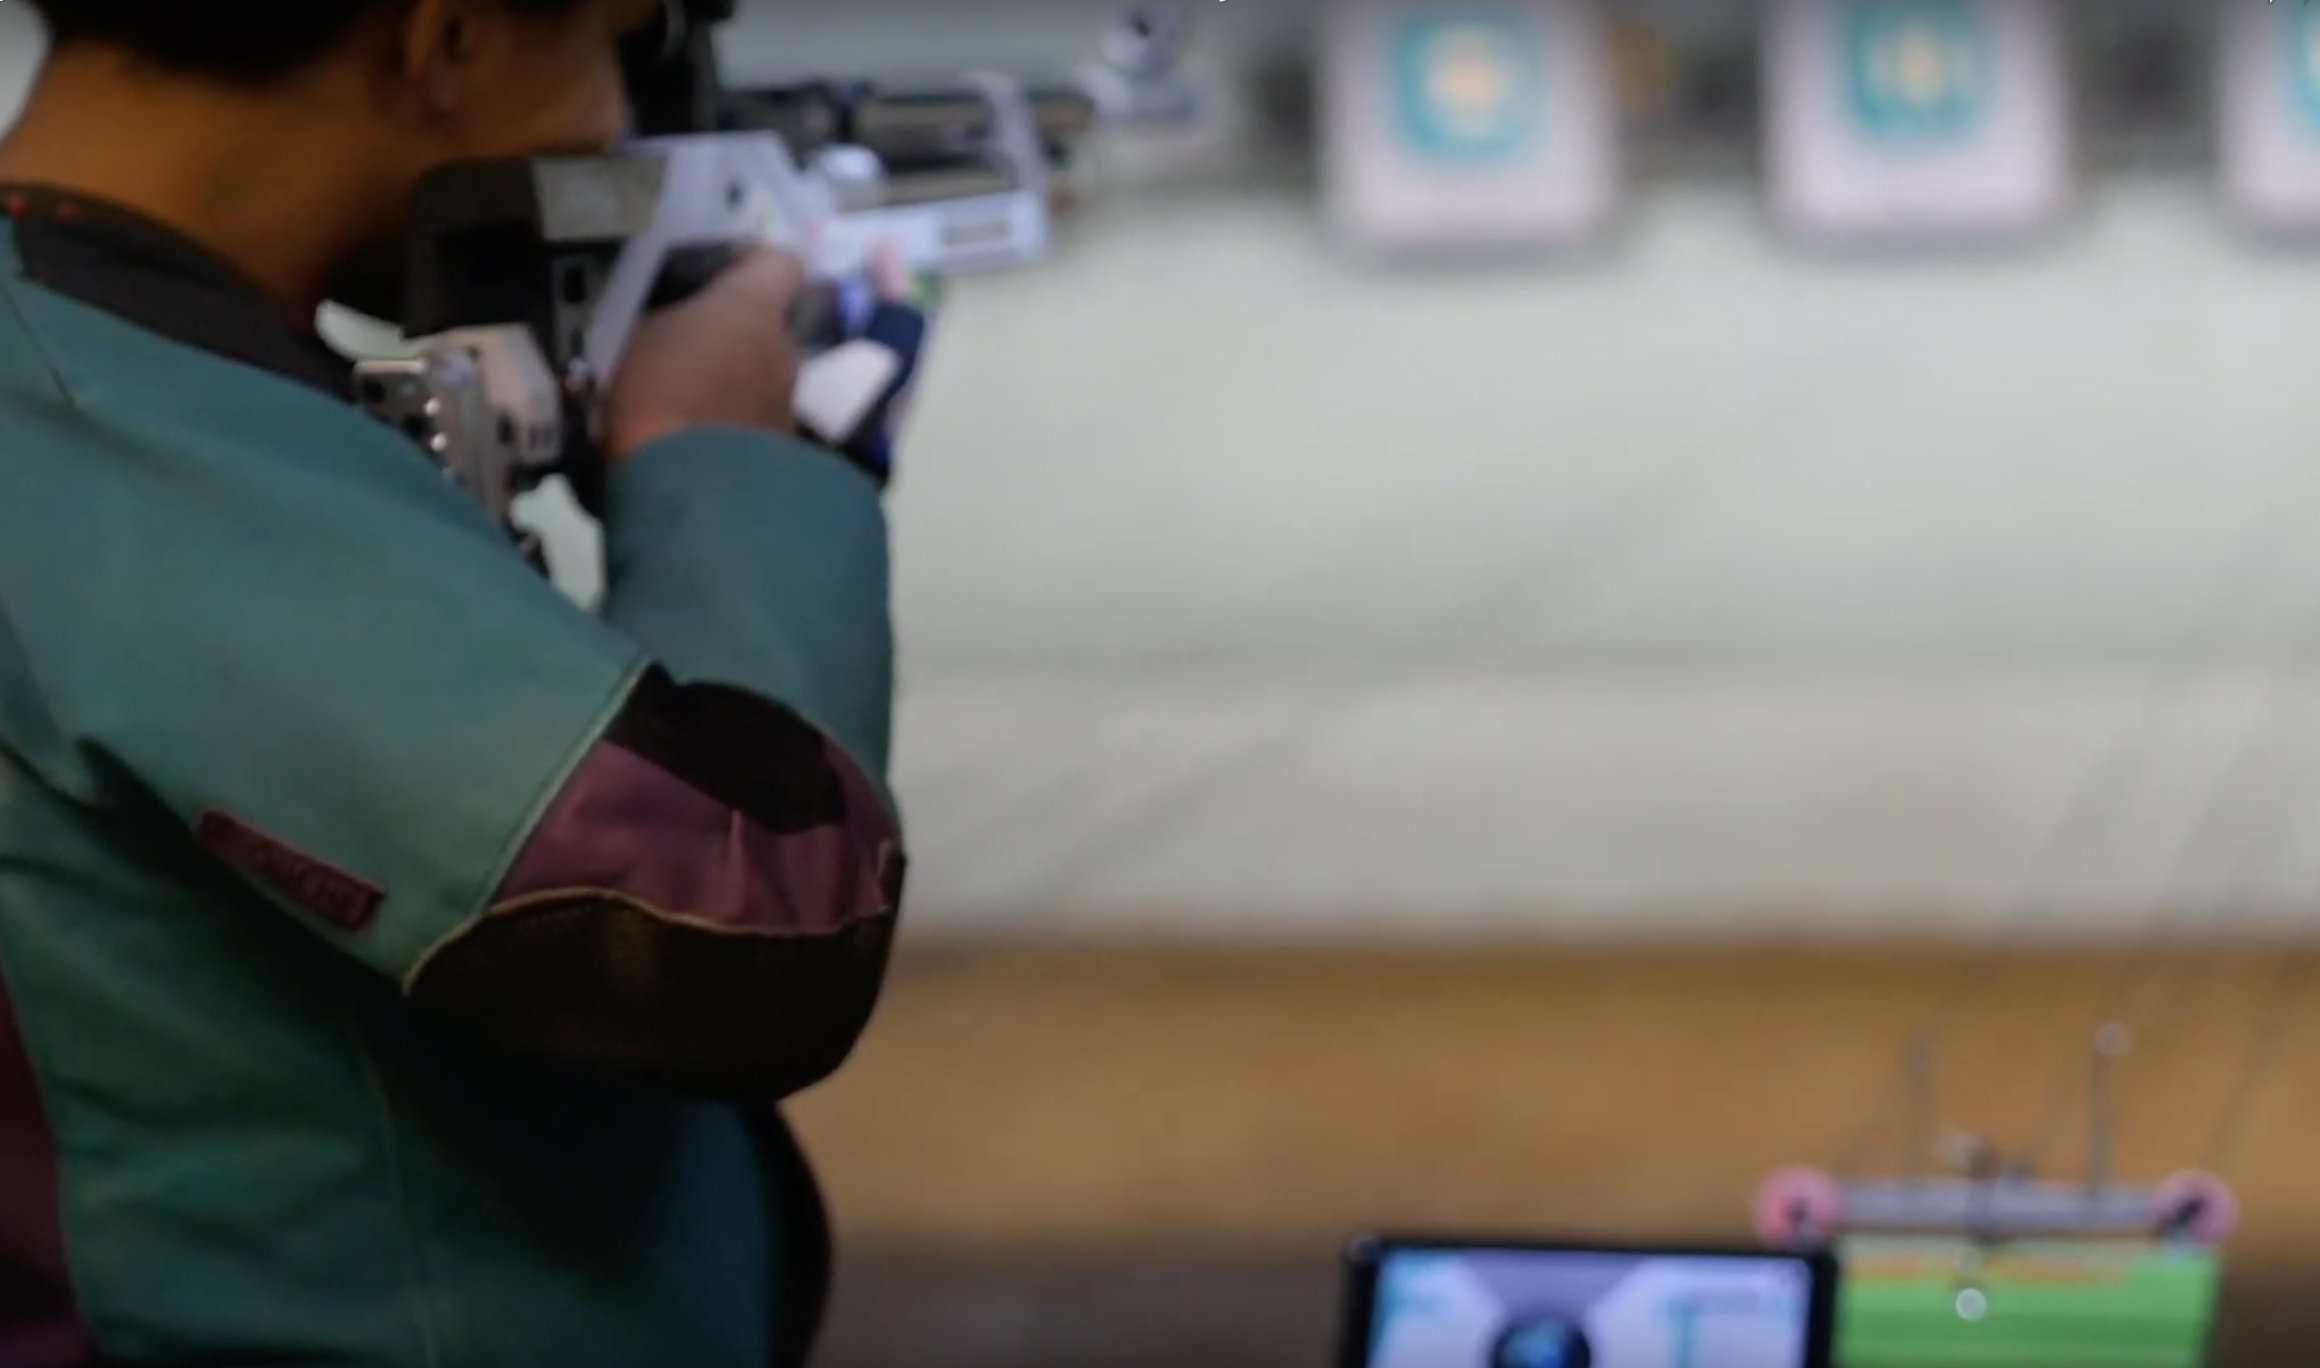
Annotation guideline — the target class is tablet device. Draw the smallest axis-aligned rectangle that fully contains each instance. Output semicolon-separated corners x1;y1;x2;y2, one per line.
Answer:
1339;1234;1838;1368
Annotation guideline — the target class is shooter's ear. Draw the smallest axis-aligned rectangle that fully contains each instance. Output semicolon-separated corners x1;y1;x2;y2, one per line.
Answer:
397;0;492;117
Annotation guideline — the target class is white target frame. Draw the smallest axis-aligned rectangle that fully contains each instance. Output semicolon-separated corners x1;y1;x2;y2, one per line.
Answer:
1320;0;1622;253
1764;0;2076;244
2218;0;2320;235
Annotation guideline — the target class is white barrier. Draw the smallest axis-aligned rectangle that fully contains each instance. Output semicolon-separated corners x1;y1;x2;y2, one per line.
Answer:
893;669;2320;942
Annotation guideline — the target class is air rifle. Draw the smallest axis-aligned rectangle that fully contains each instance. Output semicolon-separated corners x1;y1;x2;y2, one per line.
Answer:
354;1;1200;529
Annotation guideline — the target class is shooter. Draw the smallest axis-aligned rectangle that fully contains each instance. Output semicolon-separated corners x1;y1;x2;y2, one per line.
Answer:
0;1;907;1365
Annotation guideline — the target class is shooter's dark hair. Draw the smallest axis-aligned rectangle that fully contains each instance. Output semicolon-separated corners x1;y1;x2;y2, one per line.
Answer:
24;0;598;86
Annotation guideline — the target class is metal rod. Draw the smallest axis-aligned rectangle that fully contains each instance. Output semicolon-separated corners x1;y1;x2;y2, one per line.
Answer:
2088;1023;2129;1193
1906;1030;1935;1182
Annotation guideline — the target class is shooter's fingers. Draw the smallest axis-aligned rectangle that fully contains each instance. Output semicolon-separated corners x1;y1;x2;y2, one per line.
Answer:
868;239;916;304
605;243;811;457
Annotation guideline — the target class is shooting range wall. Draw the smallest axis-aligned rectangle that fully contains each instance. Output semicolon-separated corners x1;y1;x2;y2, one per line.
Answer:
9;4;2320;943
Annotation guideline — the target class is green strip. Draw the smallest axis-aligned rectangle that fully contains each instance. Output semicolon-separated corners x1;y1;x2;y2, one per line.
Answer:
1835;1237;2219;1368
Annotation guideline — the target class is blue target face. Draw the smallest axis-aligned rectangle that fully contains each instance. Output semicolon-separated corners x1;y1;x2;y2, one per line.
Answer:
2285;1;2320;137
1388;7;1544;165
1493;1318;1593;1368
1842;0;1987;145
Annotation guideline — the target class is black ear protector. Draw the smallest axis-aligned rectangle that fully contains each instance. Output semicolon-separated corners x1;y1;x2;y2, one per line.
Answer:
620;0;736;136
647;0;689;61
623;0;688;70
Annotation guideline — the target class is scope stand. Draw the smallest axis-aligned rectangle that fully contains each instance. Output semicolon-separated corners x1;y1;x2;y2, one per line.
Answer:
1756;1026;2235;1250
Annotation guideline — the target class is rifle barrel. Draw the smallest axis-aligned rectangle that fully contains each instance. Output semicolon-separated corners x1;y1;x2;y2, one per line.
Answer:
721;82;1101;163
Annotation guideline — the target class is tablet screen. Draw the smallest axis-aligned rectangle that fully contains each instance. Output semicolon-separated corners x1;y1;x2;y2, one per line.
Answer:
1346;1239;1836;1368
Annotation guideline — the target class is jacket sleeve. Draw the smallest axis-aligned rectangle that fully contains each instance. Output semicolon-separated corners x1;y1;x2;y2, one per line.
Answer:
0;326;904;1104
403;432;908;1099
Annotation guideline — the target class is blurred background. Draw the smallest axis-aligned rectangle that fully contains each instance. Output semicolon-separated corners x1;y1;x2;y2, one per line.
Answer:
12;1;2320;1362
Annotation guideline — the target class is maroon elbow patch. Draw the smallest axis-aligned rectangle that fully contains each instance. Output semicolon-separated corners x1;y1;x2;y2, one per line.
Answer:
194;809;383;933
494;738;897;936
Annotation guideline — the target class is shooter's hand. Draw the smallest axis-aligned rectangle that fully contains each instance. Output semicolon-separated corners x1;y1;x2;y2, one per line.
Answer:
603;247;808;463
821;241;933;486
